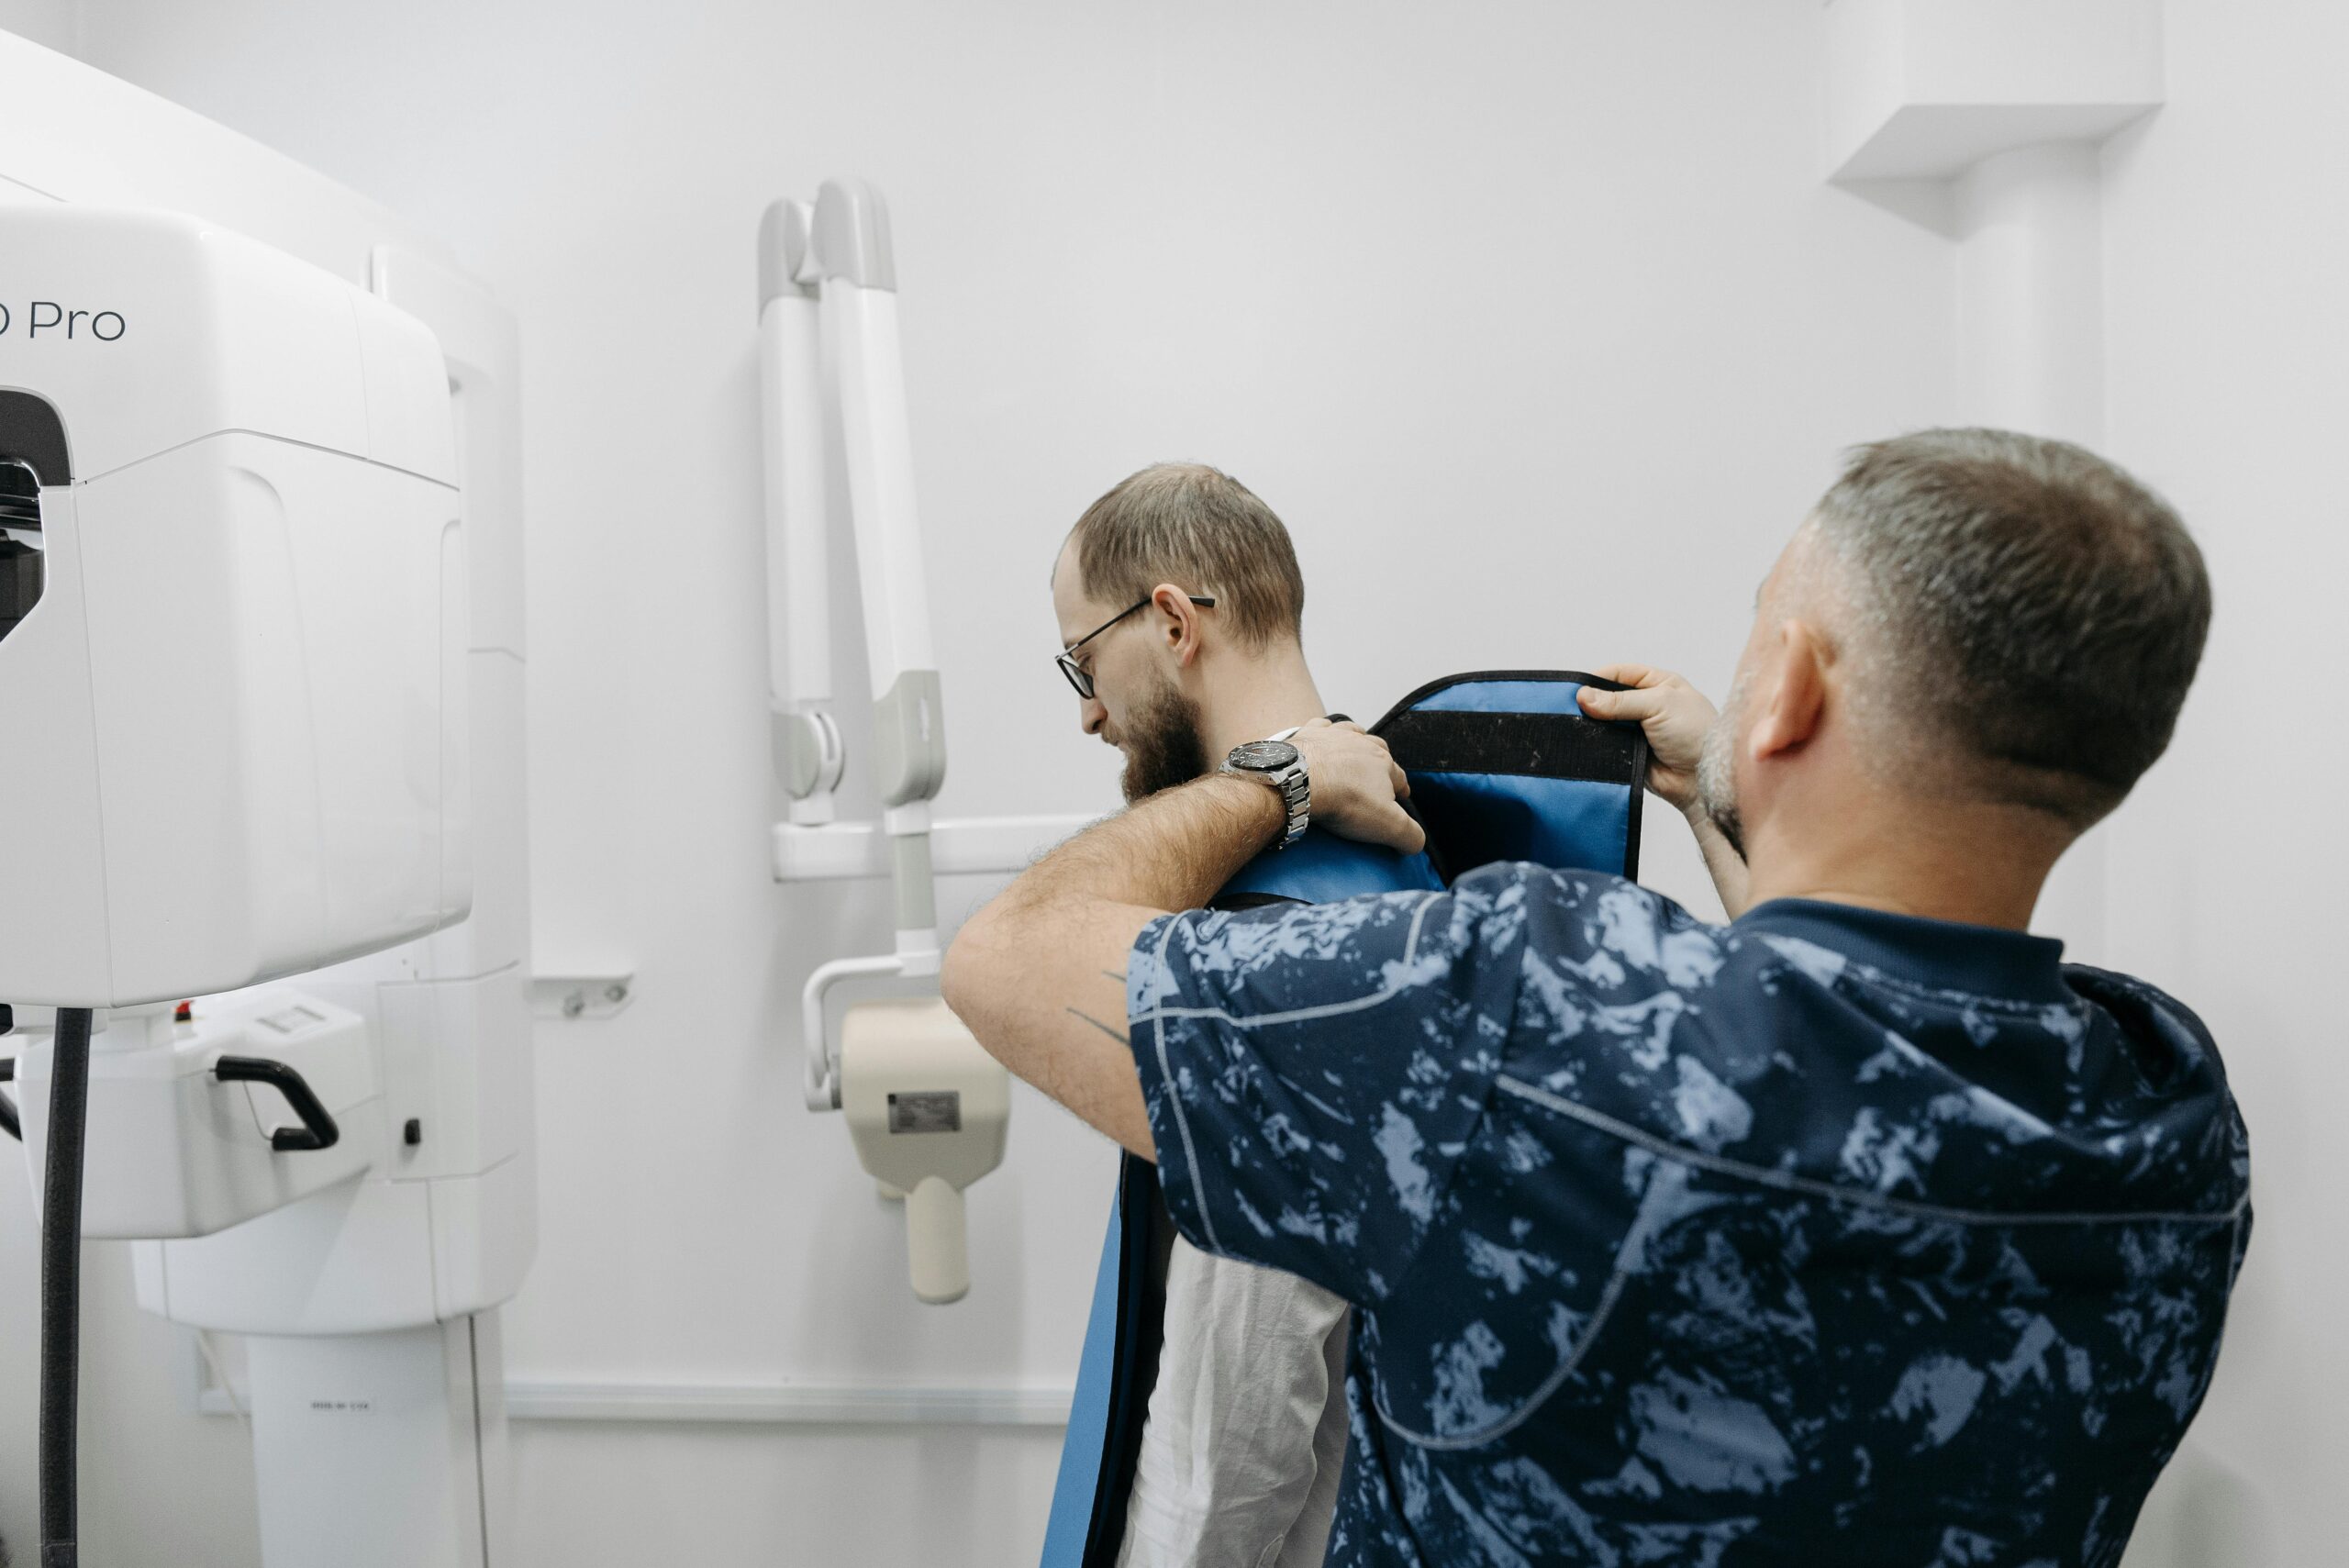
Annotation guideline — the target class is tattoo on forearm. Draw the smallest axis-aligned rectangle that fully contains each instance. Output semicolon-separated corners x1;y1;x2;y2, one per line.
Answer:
1066;1008;1130;1045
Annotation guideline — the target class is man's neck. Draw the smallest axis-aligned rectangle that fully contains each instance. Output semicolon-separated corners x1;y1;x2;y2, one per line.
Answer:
1194;645;1328;767
1741;798;2072;932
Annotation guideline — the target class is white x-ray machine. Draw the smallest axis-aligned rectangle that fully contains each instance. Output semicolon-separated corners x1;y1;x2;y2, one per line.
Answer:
1;37;534;1568
760;179;1091;1304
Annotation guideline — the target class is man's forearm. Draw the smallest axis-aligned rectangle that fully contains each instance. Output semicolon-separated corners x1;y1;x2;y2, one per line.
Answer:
942;723;1413;1158
939;773;1287;1159
1001;773;1286;921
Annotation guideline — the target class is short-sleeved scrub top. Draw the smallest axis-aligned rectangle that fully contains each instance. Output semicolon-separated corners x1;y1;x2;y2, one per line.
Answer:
1126;863;2253;1568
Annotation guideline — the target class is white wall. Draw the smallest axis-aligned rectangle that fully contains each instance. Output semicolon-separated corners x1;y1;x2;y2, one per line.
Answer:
0;0;70;52
2093;3;2349;1562
9;2;1976;1563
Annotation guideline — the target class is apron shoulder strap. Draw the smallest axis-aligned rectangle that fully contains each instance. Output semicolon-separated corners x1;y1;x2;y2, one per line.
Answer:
1372;670;1649;882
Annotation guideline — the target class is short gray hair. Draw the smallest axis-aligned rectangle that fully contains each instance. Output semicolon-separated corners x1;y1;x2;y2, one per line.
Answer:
1812;428;2210;826
1066;463;1305;647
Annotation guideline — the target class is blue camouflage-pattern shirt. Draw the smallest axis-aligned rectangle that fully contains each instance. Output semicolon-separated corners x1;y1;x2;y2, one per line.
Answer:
1125;864;2252;1567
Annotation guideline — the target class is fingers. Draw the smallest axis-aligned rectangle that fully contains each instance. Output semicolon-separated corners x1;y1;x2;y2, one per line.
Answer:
1590;662;1677;689
1358;728;1410;799
1291;721;1422;852
1371;799;1427;855
1301;717;1407;795
1578;684;1665;723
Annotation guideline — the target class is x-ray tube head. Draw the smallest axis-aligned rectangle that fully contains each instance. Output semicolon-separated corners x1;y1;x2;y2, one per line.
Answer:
840;999;1010;1304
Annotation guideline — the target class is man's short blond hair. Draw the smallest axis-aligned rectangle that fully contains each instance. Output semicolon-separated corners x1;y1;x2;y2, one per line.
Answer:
1066;462;1306;647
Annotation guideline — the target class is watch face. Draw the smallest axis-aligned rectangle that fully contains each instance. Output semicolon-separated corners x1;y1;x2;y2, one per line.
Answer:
1229;740;1300;772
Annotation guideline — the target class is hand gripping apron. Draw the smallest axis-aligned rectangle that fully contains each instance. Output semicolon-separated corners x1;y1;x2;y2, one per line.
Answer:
1038;673;1648;1568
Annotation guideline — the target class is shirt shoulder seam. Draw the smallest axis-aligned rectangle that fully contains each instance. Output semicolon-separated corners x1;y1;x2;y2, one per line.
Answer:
1133;891;1448;1032
1493;1073;2247;1228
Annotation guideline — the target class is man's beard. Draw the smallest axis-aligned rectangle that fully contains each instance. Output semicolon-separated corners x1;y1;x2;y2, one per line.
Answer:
1119;672;1209;804
1695;670;1750;862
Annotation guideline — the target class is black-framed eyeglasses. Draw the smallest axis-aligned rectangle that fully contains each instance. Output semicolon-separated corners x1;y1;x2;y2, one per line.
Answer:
1055;595;1216;699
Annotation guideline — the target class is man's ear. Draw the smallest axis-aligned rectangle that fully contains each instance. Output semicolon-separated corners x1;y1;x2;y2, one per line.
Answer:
1151;582;1208;667
1748;619;1829;762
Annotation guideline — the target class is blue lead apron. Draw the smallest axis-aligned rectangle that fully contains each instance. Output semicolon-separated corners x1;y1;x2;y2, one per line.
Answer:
1038;673;1647;1568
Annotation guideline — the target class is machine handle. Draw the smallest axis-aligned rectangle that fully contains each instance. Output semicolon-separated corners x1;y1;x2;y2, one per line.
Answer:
0;1055;17;1143
214;1055;341;1152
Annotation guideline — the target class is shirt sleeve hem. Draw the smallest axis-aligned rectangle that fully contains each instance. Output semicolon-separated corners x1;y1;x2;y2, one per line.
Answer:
1127;912;1222;1259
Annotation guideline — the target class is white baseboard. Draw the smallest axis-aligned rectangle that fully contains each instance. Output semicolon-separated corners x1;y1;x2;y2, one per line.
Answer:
199;1374;1074;1429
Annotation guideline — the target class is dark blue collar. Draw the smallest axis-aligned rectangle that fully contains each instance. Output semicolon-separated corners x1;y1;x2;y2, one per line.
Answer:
1735;897;2073;1005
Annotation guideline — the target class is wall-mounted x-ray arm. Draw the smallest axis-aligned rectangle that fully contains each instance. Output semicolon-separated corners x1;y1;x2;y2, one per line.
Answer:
762;180;1089;1133
763;279;1076;894
762;181;1069;1300
763;182;947;1113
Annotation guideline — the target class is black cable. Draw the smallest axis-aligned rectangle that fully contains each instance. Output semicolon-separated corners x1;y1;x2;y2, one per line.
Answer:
39;1006;93;1568
0;1005;17;1144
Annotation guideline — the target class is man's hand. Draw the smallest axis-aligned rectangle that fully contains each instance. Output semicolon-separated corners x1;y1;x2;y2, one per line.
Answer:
1576;664;1752;916
1575;665;1720;815
1289;718;1424;854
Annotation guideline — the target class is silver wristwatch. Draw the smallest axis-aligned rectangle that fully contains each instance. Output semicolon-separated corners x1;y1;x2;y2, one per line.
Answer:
1221;739;1310;851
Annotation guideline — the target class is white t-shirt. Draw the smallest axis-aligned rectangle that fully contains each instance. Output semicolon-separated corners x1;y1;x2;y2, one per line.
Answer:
1114;1233;1352;1568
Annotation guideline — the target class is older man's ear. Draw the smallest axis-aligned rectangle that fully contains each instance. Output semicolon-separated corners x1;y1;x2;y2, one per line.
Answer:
1749;622;1829;763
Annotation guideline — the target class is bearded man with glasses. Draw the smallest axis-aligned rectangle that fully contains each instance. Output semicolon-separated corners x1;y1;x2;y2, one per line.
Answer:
1041;461;1365;1568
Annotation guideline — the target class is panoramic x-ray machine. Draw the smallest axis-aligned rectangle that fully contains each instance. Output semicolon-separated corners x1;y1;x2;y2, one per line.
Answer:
760;180;1087;1305
0;195;532;1568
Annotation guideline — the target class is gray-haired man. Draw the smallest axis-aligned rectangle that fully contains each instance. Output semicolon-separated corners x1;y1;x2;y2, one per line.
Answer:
957;430;2248;1566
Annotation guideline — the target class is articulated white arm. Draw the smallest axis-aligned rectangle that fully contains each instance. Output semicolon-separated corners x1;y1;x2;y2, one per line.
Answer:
774;179;953;1109
761;181;1036;1302
816;180;947;838
758;199;845;825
